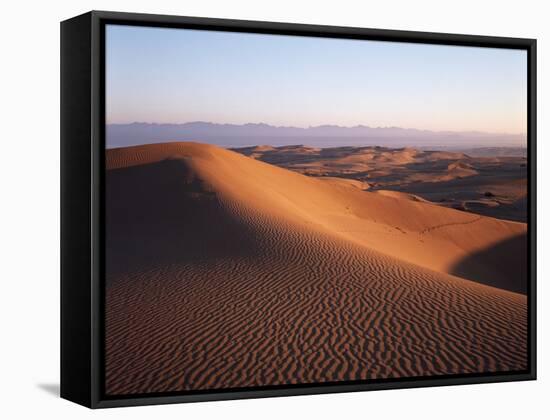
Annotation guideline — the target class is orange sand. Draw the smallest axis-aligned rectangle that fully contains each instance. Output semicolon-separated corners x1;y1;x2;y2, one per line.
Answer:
105;142;527;395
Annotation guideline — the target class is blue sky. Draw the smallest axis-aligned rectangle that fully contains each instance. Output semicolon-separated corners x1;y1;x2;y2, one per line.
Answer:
106;24;527;134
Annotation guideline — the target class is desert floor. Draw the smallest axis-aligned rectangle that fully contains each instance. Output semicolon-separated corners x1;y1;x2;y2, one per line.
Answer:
105;142;528;395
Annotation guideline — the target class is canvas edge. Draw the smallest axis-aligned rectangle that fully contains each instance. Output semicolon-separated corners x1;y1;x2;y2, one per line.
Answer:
60;11;94;408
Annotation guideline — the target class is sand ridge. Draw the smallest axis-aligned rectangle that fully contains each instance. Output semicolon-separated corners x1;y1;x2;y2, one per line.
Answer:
105;142;528;395
107;142;526;291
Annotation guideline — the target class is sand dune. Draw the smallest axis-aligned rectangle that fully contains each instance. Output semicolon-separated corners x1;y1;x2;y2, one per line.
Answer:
374;189;430;203
105;142;527;395
405;161;479;183
234;145;527;222
318;176;370;190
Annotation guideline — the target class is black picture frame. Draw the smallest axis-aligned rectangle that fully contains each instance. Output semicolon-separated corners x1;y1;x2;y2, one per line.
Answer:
61;10;537;409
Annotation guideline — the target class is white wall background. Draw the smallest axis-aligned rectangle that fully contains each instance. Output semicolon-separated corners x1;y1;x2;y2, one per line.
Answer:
1;0;547;418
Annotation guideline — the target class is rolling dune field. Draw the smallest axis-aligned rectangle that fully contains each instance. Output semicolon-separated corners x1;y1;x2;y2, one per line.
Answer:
234;144;528;222
105;142;528;395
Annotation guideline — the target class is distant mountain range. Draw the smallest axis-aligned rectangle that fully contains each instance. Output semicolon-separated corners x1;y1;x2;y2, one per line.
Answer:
106;122;526;149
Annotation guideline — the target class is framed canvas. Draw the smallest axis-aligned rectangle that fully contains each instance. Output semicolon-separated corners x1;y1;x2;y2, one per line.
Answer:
60;11;537;408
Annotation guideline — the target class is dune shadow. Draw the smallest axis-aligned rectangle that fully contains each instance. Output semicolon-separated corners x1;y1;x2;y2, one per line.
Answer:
106;158;261;280
450;232;527;294
37;383;59;397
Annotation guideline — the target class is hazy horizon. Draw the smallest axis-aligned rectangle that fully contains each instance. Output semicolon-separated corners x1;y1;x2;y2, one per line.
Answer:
106;120;527;150
107;120;527;136
106;25;527;135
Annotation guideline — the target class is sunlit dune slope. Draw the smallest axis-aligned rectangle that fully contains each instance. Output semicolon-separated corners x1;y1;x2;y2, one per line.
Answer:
107;142;526;292
105;142;527;395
